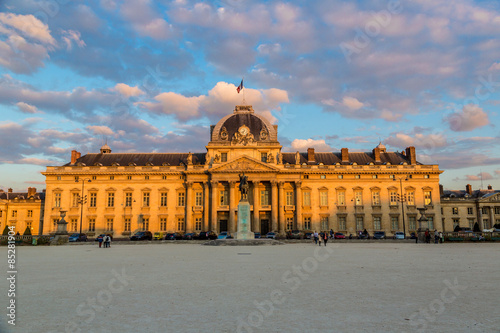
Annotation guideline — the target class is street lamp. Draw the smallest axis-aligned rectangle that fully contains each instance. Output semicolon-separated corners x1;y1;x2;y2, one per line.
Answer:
394;176;408;238
76;178;91;234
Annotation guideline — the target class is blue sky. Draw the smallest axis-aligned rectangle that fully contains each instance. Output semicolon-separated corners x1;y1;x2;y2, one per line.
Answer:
0;0;499;192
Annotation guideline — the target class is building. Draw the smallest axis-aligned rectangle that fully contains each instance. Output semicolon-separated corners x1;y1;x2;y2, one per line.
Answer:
0;187;44;235
42;104;443;237
441;184;500;231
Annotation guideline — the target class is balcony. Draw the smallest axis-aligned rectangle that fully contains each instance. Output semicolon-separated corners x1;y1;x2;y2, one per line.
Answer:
285;205;295;211
192;206;203;212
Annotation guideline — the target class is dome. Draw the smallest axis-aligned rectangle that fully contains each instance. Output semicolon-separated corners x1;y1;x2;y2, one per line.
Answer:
100;144;112;154
376;142;386;150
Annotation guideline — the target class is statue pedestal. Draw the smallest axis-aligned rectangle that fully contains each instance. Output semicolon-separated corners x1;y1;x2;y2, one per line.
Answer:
235;200;254;240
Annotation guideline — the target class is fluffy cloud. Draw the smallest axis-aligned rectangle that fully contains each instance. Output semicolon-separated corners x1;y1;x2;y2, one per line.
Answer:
61;30;86;51
446;104;490;132
113;83;145;97
385;132;448;150
0;13;56;46
286;138;333;152
16;102;39;114
120;0;172;40
465;172;493;181
86;126;114;136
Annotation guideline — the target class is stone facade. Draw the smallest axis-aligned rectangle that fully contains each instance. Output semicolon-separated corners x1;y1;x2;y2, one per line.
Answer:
0;187;44;235
42;105;443;237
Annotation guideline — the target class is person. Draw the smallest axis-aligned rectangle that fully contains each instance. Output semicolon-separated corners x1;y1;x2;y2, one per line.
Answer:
434;230;439;244
330;229;334;239
415;232;418;244
439;231;444;243
106;235;112;248
323;232;328;246
425;229;430;243
98;235;103;248
349;234;353;239
313;231;319;245
103;235;108;248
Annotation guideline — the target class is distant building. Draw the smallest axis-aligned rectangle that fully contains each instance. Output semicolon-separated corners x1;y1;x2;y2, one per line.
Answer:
42;104;443;237
441;184;500;231
0;187;45;235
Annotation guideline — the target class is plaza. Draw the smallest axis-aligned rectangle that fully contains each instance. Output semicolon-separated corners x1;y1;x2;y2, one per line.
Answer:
2;242;498;332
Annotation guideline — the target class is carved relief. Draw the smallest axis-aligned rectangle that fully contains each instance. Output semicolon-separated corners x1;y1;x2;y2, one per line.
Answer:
232;125;255;146
260;128;268;140
220;127;228;140
267;153;274;163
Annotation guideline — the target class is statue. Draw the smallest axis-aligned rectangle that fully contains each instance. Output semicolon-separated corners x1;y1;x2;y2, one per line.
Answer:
214;154;220;163
295;151;300;165
239;173;249;200
187;152;193;165
277;152;283;164
267;153;274;163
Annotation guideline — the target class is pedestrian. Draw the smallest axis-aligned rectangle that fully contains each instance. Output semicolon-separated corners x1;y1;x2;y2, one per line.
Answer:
323;232;328;246
98;235;103;248
434;230;439;244
313;231;319;245
106;234;111;248
330;229;334;239
425;229;430;243
103;235;108;248
439;232;444;243
415;232;418;244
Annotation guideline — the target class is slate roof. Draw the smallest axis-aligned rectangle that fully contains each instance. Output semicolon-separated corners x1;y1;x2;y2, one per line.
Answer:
65;153;207;167
0;192;44;200
281;151;416;165
441;190;499;199
220;113;267;142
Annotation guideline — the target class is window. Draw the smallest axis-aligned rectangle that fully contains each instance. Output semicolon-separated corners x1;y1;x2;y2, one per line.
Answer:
483;219;490;229
195;217;202;231
453;219;460;229
373;216;381;230
12;210;17;218
427;216;434;229
424;191;432;205
143;192;150;207
92;176;97;180
390;191;398;205
354;191;363;206
407;191;415;205
107;192;115;207
372;175;378;179
176;192;185;206
27;210;33;218
320;191;328;206
320;175;326;179
142;218;149;231
355;175;360;179
106;218;113;231
304;217;311;230
424;174;430;179
0;211;2;218
338;175;343;179
26;222;32;230
127;176;132;180
337;191;346;206
221;153;227;162
160;218;167;231
110;176;114;180
125;193;132;207
57;176;61;181
372;191;380;205
261;153;267;162
468;219;475;230
286;191;294;206
261;190;270;205
481;207;488;215
124;218;131;232
88;219;95;232
356;216;364;230
72;193;79;207
145;175;149;180
90;193;97;207
452;207;458;215
162;175;167;180
54;193;61;207
303;175;309;179
52;219;58;231
219;190;228;206
71;219;77;232
195;192;203;206
391;216;399;230
160;192;168;207
338;216;346;230
303;192;311;206
320;216;329;230
177;217;185;231
409;216;416;230
286;217;294;230
75;176;79;182
468;207;474;215
389;175;395;179
495;207;500;214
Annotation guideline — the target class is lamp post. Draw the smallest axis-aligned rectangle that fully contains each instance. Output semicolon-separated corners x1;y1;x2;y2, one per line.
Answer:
76;178;91;234
394;176;408;238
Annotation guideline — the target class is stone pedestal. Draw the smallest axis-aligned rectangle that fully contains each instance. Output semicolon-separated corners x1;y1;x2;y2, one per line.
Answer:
235;201;254;240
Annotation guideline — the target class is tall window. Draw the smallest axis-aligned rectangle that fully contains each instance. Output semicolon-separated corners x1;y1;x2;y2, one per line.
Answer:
467;207;474;215
453;219;460;229
320;216;328;230
495;207;500;214
468;219;475;230
72;193;79;207
427;216;434;229
452;207;458;215
88;219;95;232
391;216;399;230
407;191;415;205
354;191;363;206
178;192;186;206
195;217;202;231
356;216;364;230
373;216;381;230
286;191;294;206
261;153;267;162
142;218;149;231
337;191;346;206
27;210;33;218
54;193;61;207
160;218;167;231
481;207;488;215
12;210;17;218
303;192;311;206
124;218;131;232
390;191;398;205
483;219;490;229
106;218;113;231
320;191;328;206
26;222;32;230
125;193;132;207
338;216;346;230
143;192;150;207
195;192;203;206
177;217;185;231
286;217;294;230
107;192;115;207
160;192;168;207
221;153;227;162
261;190;270;205
219;190;228;206
372;191;380;205
90;193;97;207
304;217;311;230
409;216;416;230
71;219;77;232
424;191;432;205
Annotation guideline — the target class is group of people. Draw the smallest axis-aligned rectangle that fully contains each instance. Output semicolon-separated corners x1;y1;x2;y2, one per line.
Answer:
98;235;112;248
422;229;443;244
313;231;329;246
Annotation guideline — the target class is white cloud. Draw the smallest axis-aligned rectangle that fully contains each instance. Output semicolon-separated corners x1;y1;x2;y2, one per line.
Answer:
0;13;56;46
62;30;86;51
342;96;364;110
287;138;333;152
446;104;490;132
488;62;500;71
113;83;145;97
16;102;39;114
86;125;114;136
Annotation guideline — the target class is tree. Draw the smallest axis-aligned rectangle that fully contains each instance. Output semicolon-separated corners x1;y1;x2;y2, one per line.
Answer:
2;225;9;235
23;226;32;236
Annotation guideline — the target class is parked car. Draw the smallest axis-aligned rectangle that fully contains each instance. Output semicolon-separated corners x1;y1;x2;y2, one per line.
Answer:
164;232;183;240
198;231;217;240
266;232;277;239
69;233;87;242
393;232;405;240
95;234;113;242
334;232;345;239
304;232;313;239
410;232;417;239
254;232;261;239
153;232;164;240
183;233;196;240
286;230;303;239
218;232;232;239
130;231;153;241
373;231;386;240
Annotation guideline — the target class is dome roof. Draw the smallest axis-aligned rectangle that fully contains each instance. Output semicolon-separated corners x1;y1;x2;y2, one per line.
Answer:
376;142;386;149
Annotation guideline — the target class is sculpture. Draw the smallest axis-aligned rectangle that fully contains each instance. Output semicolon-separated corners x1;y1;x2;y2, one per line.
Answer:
239;173;249;200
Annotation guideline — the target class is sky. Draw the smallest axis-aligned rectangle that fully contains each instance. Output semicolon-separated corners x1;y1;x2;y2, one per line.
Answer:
0;0;499;192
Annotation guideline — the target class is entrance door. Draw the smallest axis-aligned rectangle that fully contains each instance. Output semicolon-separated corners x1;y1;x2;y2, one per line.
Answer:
260;219;269;235
219;220;228;233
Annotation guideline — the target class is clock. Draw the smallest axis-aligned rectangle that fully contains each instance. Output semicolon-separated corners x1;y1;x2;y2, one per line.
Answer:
239;126;249;136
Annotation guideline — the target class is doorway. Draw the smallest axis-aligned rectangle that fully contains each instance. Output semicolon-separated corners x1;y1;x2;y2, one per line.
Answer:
219;219;228;233
260;219;270;235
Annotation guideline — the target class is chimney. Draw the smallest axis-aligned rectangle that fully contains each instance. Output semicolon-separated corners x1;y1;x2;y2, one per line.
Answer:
488;185;493;190
76;152;81;159
341;148;349;163
307;148;315;163
71;150;78;164
466;184;472;195
28;187;36;197
373;147;381;163
8;188;13;193
405;146;416;165
439;184;444;196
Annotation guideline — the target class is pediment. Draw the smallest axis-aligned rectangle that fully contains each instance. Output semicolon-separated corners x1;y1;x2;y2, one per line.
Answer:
210;156;280;173
479;192;500;202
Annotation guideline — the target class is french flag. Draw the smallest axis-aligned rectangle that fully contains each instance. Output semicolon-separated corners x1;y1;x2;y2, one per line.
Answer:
236;79;243;93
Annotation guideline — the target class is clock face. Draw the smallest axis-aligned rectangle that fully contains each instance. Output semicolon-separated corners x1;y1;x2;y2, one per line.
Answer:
239;126;249;135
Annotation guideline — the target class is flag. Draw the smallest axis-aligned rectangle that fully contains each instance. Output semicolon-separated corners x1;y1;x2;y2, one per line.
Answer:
236;79;243;93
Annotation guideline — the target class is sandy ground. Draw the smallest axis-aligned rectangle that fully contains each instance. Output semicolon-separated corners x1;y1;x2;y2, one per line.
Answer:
0;241;499;333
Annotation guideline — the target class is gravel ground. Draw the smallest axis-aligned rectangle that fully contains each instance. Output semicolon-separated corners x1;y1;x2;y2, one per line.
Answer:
0;242;498;333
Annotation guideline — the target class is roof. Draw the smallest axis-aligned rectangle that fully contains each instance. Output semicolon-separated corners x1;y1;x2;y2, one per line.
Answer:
66;153;207;167
282;151;416;165
0;192;44;200
441;190;500;200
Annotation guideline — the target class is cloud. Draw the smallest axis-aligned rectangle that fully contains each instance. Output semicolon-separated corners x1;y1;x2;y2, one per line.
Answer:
0;13;56;46
465;172;493;181
120;0;172;40
488;62;500;71
16;102;39;114
446;104;490;131
385;132;448;150
86;126;114;136
285;138;333;152
113;83;145;97
61;30;86;51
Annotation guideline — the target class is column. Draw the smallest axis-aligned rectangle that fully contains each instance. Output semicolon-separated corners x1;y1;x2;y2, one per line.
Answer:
211;181;218;232
185;182;193;232
229;181;236;233
271;181;278;232
278;181;285;234
295;181;302;230
489;206;494;229
203;182;210;231
253;181;260;233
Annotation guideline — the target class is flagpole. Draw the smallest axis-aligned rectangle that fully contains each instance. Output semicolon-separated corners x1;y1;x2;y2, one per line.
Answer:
242;76;246;105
